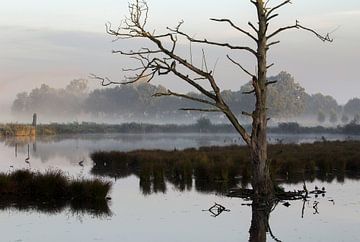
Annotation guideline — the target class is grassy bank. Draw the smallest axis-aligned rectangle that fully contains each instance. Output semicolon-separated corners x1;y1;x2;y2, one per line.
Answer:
0;124;36;137
91;141;360;194
8;121;358;136
0;170;112;215
2;121;360;136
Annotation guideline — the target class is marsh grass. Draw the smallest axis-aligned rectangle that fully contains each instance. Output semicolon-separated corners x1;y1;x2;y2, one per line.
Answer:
0;170;112;215
91;141;360;194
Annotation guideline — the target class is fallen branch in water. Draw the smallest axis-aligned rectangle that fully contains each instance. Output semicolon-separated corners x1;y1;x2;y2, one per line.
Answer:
203;202;230;217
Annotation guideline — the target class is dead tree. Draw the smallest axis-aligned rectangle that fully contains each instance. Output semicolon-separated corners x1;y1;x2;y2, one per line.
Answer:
94;0;332;198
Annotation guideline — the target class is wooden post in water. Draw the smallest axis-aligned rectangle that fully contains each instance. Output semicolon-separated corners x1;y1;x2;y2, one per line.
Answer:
32;113;37;127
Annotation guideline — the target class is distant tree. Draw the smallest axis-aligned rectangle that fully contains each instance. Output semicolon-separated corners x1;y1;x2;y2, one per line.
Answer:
344;98;360;116
354;113;360;124
11;80;89;119
341;114;349;124
304;93;340;116
96;0;332;198
317;111;326;124
278;122;300;133
329;110;338;124
12;92;29;113
239;71;307;119
196;117;212;132
65;79;89;95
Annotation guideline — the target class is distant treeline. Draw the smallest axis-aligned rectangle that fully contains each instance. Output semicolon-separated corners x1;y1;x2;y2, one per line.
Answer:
11;72;360;124
28;119;360;136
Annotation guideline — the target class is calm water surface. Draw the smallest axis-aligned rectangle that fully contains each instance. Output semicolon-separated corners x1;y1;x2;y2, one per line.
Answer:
0;133;359;242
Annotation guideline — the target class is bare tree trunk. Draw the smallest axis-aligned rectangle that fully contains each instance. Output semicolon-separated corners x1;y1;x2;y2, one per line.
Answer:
250;0;273;198
100;0;332;200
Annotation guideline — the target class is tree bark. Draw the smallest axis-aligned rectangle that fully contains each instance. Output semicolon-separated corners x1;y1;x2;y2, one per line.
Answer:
250;0;273;198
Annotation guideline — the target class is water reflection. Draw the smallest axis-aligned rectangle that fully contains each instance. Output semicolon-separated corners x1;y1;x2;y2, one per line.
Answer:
0;198;111;217
2;133;359;165
91;154;242;195
91;151;360;196
0;135;359;241
249;200;277;242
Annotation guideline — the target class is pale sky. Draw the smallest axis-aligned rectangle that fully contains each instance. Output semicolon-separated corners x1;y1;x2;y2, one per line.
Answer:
0;0;360;108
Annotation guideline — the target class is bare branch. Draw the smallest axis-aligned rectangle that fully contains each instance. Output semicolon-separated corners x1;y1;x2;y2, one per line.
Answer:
242;111;254;118
268;20;333;42
266;63;275;69
227;55;254;78
153;90;216;107
169;67;217;100
267;41;280;48
267;13;279;22
168;26;257;56
266;80;277;86
202;49;209;72
210;18;258;42
179;108;221;112
266;0;292;18
243;89;256;95
90;74;122;86
297;24;333;42
248;21;258;33
267;24;298;39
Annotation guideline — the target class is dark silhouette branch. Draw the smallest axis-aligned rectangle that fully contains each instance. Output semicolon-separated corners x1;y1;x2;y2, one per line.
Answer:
248;21;258;33
266;63;275;69
242;111;254;118
153;90;216;107
227;55;254;78
267;41;280;47
268;21;333;42
266;80;277;86
243;89;256;95
210;18;258;42
168;26;257;56
179;108;221;112
266;0;292;18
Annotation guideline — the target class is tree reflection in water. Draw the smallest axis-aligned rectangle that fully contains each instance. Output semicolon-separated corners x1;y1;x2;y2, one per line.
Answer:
249;199;281;242
0;198;112;218
91;150;342;241
90;147;360;196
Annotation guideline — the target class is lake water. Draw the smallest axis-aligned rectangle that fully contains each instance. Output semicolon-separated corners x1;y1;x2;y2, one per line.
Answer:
0;133;359;242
